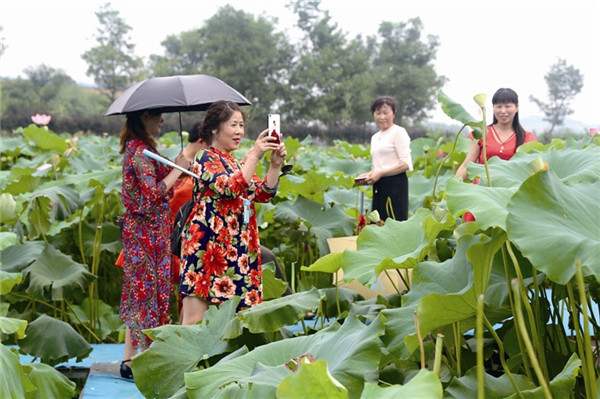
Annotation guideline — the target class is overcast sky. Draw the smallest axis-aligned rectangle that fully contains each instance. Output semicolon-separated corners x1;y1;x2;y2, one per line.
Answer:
1;0;598;126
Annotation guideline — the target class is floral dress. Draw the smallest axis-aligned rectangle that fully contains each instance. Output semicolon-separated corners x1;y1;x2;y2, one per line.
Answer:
179;147;278;309
119;139;174;347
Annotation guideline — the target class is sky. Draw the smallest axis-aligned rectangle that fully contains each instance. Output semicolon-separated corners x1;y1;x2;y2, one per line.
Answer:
1;0;599;127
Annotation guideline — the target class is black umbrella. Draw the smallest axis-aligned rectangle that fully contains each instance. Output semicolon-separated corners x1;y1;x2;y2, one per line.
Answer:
104;74;252;148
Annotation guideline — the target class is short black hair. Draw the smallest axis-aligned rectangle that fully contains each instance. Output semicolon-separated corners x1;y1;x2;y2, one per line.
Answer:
371;96;397;114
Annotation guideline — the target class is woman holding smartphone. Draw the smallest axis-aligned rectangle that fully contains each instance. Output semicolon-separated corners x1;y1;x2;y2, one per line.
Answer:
356;96;413;222
179;101;286;325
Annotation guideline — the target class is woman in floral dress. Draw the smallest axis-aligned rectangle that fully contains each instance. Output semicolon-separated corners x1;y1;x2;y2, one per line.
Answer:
119;109;190;378
179;101;286;325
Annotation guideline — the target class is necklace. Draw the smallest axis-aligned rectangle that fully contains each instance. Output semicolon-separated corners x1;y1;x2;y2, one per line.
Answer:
491;126;515;154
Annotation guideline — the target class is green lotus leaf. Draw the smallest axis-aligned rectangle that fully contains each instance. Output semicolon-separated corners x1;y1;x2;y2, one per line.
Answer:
0;270;23;295
467;151;544;187
275;196;356;256
22;124;68;152
289;170;339;202
223;288;322;338
338;208;454;286
507;168;600;284
303;251;343;277
0;136;25;157
0;192;18;225
505;353;580;398
209;381;277;399
18;314;92;367
444;367;535;398
262;263;290;300
62;168;122;192
0;316;28;338
68;298;122;339
335;140;370;159
23;243;96;301
134;298;240;399
0;232;17;251
321;156;370;179
22;362;76;399
437;90;481;127
324;186;368;213
185;316;384;399
0;240;45;273
23;184;80;239
446;177;515;230
277;359;348;398
3;174;38;196
361;369;442;398
0;344;36;398
382;233;512;362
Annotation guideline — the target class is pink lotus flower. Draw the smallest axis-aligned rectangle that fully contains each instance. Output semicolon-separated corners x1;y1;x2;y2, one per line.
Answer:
31;114;52;126
590;126;599;137
37;163;52;171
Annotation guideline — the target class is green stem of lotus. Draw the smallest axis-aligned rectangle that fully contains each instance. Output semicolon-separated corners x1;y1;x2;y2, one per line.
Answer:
480;107;492;187
511;279;552;399
573;259;597;399
433;333;444;377
476;294;485;399
432;124;466;198
483;316;525;399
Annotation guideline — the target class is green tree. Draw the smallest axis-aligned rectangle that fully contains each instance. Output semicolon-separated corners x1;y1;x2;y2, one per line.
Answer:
1;65;110;133
530;58;584;137
81;2;143;101
371;18;446;125
284;0;372;126
149;5;293;124
149;29;204;76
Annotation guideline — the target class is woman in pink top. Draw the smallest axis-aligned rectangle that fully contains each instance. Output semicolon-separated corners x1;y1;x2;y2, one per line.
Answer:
356;96;413;221
456;88;537;221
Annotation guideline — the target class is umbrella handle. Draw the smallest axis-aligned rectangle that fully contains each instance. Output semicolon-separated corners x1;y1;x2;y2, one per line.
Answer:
179;112;184;151
142;149;199;179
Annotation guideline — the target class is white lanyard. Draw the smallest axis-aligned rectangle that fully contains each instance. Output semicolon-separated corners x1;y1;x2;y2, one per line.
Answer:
241;197;250;225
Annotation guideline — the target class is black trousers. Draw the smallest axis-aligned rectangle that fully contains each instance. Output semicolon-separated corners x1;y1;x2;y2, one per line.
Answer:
372;173;409;221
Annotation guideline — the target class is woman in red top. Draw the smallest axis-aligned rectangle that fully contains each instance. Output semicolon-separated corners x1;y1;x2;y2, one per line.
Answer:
456;88;537;221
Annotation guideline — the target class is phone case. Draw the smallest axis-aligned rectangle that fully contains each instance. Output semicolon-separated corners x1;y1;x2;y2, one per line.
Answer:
268;114;281;144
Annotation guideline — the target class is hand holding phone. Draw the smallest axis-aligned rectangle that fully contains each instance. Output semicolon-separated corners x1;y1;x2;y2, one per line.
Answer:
268;114;281;144
354;177;367;186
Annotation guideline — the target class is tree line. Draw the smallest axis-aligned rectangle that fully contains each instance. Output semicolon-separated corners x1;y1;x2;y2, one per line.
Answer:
0;1;583;142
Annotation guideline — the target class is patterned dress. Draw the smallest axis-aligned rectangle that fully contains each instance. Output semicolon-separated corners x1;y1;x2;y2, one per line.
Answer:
119;139;174;347
179;147;278;309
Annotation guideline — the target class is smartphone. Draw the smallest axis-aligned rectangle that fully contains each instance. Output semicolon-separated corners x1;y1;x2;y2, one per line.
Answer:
268;114;281;144
354;177;366;186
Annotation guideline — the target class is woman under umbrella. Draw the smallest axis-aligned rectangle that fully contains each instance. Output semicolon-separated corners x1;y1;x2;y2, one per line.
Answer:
179;100;286;325
118;109;191;379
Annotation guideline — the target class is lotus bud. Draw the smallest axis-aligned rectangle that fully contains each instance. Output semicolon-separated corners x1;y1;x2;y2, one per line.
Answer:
473;93;486;108
528;157;548;173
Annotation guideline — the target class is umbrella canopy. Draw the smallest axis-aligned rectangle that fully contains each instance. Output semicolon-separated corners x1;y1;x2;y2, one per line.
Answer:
104;74;252;116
